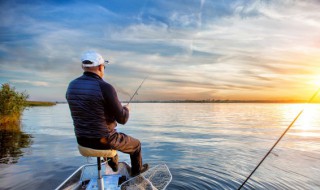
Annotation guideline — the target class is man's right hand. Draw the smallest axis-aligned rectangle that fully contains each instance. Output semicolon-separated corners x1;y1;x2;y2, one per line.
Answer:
124;104;130;112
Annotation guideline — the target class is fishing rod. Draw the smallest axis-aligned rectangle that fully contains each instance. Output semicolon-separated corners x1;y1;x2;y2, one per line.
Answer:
238;87;320;190
126;76;149;106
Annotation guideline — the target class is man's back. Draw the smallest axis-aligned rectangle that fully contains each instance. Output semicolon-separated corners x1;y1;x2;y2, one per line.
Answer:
66;72;128;138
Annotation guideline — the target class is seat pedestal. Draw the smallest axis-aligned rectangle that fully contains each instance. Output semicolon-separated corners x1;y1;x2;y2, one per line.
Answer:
78;145;117;190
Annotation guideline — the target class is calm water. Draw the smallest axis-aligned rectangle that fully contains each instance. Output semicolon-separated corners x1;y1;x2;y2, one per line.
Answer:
0;103;320;190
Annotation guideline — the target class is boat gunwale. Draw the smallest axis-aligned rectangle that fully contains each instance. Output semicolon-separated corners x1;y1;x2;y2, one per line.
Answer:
55;163;97;190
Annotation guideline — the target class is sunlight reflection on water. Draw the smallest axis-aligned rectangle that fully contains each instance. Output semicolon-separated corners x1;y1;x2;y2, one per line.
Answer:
0;103;319;189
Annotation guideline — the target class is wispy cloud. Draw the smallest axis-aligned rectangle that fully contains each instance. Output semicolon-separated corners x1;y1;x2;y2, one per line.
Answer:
1;0;320;101
10;80;49;87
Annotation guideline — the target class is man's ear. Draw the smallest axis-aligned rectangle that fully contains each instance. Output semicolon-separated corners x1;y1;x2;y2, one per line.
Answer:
99;65;103;72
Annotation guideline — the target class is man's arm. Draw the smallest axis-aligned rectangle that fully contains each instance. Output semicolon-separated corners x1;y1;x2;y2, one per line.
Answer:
99;81;129;124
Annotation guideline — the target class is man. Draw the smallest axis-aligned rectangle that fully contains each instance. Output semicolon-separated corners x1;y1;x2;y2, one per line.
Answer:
66;50;148;176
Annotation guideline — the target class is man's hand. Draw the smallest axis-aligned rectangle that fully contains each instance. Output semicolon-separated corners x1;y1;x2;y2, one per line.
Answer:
124;104;130;112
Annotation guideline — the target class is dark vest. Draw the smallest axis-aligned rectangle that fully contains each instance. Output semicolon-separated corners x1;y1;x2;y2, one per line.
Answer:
66;72;128;138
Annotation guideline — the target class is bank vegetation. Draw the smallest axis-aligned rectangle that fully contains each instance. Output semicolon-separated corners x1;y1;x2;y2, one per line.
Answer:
0;83;29;127
0;84;56;128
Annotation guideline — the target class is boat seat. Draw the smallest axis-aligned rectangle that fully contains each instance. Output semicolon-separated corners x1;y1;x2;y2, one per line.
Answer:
78;145;117;158
77;145;118;190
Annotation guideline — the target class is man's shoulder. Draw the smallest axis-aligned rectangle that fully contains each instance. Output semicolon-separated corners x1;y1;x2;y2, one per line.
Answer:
68;75;85;85
98;80;115;91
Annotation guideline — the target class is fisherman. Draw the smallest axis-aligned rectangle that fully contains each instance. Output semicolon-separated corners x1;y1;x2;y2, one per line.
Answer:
66;50;148;176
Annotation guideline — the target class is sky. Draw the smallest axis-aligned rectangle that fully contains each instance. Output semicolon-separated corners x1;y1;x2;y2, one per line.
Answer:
0;0;320;102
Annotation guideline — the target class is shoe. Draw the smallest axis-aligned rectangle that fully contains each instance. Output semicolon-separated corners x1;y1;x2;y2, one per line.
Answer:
131;163;149;177
140;163;149;173
108;161;118;172
108;155;119;172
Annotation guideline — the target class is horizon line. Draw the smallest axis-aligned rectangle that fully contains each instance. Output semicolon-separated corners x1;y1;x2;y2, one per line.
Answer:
44;99;320;104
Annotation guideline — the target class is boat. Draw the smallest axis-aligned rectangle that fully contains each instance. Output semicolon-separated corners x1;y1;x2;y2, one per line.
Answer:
55;161;172;190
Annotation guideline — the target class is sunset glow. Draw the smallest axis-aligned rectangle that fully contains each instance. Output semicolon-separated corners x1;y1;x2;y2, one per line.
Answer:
300;105;317;131
0;0;320;102
311;77;320;87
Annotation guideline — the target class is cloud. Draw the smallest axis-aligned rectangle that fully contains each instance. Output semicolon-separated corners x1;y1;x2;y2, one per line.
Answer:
10;80;49;87
1;0;320;101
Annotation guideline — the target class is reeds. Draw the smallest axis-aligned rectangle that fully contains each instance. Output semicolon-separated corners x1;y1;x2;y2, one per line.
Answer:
0;83;29;126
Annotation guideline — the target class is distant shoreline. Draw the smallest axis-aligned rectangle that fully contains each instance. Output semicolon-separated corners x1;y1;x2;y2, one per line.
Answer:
122;100;319;103
55;100;319;104
26;101;56;106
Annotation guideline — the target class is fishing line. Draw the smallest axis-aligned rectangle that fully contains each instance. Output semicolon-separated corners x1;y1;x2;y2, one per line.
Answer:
126;76;149;106
238;87;320;190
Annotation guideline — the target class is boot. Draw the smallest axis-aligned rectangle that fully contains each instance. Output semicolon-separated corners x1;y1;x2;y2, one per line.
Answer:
107;154;119;172
131;163;149;177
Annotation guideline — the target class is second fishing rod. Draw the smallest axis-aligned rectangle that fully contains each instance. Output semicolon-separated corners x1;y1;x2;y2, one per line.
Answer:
238;87;320;190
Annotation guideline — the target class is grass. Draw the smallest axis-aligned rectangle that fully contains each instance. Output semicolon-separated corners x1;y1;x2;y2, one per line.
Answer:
0;84;57;129
0;84;34;163
0;83;28;127
26;101;56;106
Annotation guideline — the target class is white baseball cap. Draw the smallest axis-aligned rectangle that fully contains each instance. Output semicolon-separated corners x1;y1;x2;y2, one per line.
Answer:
81;50;109;67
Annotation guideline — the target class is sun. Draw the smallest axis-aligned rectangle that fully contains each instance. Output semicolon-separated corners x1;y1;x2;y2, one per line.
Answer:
311;76;320;87
314;80;320;87
296;104;318;134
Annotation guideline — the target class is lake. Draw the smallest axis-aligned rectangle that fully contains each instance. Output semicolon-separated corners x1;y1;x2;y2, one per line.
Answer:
0;103;320;190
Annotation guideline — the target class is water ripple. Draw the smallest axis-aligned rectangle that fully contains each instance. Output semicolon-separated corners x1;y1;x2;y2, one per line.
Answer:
1;103;320;189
